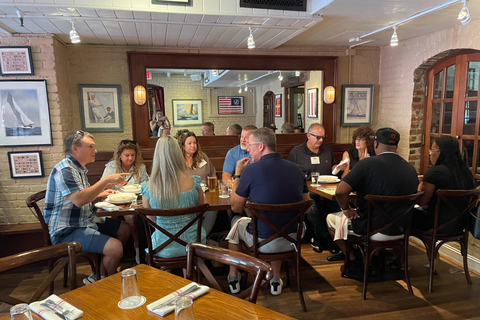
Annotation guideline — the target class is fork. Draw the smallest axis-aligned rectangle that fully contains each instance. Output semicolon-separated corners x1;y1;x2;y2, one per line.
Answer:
45;299;73;320
153;284;200;310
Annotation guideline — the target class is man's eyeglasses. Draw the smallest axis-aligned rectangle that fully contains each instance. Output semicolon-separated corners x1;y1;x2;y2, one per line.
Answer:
121;139;137;145
247;142;261;148
308;133;326;140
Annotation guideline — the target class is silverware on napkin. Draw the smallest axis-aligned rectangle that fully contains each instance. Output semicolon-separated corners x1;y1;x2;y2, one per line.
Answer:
153;284;200;310
40;302;70;320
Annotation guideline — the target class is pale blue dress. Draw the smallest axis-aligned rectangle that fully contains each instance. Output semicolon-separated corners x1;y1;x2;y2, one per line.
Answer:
140;175;206;258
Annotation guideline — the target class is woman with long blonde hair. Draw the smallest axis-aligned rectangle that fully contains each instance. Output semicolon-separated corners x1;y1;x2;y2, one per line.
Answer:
141;136;206;257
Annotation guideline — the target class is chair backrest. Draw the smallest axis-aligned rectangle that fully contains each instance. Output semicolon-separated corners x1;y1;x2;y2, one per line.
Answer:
136;203;210;262
431;187;480;236
246;200;313;256
185;243;273;303
365;192;424;236
0;242;81;305
25;190;51;246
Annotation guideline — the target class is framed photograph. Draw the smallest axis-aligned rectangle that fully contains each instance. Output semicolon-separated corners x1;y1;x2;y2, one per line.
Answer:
218;96;244;114
0;46;34;76
341;84;374;126
7;150;44;179
275;94;282;117
172;99;203;126
151;0;192;5
306;88;318;118
78;84;123;132
0;80;52;147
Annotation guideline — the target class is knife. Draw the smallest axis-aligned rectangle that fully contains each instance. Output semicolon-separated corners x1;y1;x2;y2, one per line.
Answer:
40;303;68;319
153;284;200;310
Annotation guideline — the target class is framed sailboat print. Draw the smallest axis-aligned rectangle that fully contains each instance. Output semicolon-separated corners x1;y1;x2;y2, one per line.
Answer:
172;99;203;126
0;80;52;146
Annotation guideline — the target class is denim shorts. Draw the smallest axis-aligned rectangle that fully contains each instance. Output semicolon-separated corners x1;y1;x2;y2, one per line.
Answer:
58;218;121;254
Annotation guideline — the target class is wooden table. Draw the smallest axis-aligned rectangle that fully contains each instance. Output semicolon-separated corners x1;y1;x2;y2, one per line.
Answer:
2;264;294;320
307;181;356;202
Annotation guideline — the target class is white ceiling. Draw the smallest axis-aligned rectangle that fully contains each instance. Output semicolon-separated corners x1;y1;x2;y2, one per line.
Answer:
0;0;477;48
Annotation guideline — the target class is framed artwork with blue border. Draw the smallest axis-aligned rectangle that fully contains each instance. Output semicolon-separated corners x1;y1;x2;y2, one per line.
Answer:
79;84;123;132
341;84;374;126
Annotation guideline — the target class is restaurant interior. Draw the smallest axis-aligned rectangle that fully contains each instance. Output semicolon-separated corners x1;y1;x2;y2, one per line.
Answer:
0;0;480;319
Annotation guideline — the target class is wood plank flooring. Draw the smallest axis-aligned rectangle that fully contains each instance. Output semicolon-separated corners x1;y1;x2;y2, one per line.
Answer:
1;242;479;319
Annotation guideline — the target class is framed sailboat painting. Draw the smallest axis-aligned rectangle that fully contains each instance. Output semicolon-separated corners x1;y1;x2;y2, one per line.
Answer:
0;80;52;146
172;99;203;126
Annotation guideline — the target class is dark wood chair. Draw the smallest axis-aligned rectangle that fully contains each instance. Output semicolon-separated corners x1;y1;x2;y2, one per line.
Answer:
0;242;81;305
343;192;424;299
25;190;100;293
242;200;313;312
185;243;273;303
411;187;480;293
136;203;210;271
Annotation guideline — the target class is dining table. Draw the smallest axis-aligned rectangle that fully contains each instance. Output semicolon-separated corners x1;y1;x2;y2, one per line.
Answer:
307;181;357;202
1;264;295;320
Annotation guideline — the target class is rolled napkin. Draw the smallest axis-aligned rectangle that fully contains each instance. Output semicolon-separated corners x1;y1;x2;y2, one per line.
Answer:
30;294;83;320
147;282;209;317
332;157;350;175
94;201;120;212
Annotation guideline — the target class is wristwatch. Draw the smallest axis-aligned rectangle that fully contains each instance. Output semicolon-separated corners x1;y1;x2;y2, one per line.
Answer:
232;174;241;180
341;206;351;213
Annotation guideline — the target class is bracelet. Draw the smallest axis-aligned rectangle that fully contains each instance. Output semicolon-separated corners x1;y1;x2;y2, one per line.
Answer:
341;207;351;213
232;174;241;180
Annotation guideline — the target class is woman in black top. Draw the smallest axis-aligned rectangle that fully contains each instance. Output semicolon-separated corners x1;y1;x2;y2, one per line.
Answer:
413;136;475;233
340;126;375;178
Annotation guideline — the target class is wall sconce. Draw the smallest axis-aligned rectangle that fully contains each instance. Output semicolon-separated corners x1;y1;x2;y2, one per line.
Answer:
134;85;146;105
323;86;335;104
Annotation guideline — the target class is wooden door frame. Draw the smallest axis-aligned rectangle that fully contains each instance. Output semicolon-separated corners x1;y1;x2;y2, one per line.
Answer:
128;52;337;148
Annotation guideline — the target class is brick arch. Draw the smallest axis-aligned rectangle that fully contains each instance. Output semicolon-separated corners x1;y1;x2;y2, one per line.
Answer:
408;49;480;172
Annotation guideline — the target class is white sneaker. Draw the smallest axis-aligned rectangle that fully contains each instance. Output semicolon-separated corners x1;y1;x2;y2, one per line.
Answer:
270;277;283;296
228;272;242;294
83;273;97;285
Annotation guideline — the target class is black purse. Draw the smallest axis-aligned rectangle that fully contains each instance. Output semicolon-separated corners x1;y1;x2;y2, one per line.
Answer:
469;206;480;240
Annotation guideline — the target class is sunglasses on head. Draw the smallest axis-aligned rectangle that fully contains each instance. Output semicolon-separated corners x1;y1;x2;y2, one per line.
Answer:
121;139;137;145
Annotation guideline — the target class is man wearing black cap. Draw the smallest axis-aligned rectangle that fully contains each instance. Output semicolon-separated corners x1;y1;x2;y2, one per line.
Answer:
326;128;418;278
265;123;277;132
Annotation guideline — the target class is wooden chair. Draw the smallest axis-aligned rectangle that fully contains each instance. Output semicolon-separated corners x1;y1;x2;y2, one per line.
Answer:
342;192;424;299
411;187;480;293
242;200;313;312
185;243;273;303
0;242;81;305
25;190;100;293
136;203;209;271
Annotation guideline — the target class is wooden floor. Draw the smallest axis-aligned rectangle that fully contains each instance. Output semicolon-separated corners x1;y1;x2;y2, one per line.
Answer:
1;242;480;320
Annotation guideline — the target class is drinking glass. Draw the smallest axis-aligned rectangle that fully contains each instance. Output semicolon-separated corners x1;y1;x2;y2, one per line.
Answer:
10;303;32;320
218;181;230;198
175;296;195;320
311;172;320;186
207;176;217;192
118;268;144;309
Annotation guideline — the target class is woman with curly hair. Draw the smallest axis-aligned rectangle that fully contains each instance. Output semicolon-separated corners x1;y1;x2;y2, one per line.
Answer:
101;139;149;263
340;126;375;178
178;130;217;234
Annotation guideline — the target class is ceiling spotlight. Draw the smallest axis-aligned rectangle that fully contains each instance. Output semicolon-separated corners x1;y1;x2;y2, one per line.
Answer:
247;27;256;49
238;87;242;94
244;85;248;92
16;10;24;27
295;71;301;77
278;71;283;81
458;0;471;25
184;70;187;77
212;70;218;76
167;72;171;78
390;26;398;46
69;19;81;44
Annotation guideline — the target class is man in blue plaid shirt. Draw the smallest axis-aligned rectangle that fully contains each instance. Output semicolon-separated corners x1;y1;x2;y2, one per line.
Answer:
44;131;131;283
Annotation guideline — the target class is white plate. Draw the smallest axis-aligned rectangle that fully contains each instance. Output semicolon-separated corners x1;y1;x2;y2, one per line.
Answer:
120;184;141;194
317;175;340;184
106;193;137;204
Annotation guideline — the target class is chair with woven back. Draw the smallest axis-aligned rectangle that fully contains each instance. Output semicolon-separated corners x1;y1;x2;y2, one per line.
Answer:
136;203;210;271
185;243;273;303
0;242;81;305
411;187;480;293
341;192;424;300
25;190;100;293
241;199;313;312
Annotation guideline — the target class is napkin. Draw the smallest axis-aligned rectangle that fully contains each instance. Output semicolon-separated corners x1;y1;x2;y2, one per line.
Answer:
95;201;120;212
146;282;209;316
30;294;83;320
332;157;350;175
334;213;350;241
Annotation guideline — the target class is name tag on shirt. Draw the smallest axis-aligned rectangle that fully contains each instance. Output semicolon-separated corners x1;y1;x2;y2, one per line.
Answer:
198;159;207;168
311;157;320;164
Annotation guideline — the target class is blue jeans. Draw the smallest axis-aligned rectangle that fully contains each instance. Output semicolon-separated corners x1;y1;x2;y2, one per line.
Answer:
306;191;340;239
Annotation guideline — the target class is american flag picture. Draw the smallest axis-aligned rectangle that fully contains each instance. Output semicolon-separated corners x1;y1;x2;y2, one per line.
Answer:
218;96;244;114
307;88;318;118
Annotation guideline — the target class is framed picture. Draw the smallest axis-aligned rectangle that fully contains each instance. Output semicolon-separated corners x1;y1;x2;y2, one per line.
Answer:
341;84;374;126
275;94;282;117
306;88;318;118
78;84;123;132
151;0;192;5
172;99;203;126
0;46;34;76
0;80;52;147
7;150;44;179
218;96;244;114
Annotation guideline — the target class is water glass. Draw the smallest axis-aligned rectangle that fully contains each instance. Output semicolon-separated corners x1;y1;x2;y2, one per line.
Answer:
175;296;195;320
311;172;320;185
118;268;143;309
10;303;32;320
218;181;230;198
